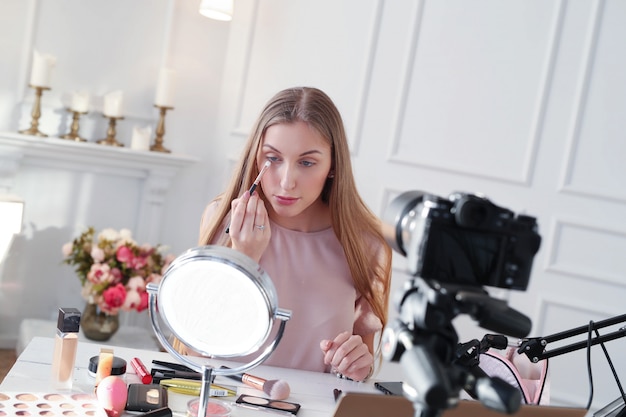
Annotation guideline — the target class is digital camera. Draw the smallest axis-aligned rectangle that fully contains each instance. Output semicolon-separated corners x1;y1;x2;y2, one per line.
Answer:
383;191;541;290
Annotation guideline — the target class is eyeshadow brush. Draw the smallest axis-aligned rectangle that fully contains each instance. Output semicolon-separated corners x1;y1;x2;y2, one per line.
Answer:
225;160;271;234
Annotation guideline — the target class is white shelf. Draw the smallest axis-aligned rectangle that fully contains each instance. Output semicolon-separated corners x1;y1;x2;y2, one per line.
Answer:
0;132;198;175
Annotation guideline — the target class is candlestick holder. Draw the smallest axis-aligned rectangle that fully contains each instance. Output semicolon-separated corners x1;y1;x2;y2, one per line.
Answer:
150;105;173;153
19;84;51;137
60;109;88;142
96;115;124;147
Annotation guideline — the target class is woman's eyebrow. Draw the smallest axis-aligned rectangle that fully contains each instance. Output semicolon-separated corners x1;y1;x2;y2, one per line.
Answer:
262;144;323;157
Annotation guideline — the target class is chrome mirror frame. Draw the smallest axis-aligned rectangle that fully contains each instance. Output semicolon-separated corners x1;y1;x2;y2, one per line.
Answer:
147;245;291;417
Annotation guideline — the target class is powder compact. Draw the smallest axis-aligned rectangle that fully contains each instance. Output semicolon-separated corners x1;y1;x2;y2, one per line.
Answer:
88;355;127;378
126;384;168;412
235;394;300;415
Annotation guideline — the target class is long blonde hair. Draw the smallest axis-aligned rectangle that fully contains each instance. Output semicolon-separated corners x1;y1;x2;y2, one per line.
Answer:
199;86;392;332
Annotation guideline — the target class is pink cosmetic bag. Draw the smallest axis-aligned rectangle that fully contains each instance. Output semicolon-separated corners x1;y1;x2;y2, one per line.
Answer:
479;347;550;405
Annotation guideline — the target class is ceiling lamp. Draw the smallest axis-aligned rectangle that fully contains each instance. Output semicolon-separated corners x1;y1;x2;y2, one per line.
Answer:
199;0;233;21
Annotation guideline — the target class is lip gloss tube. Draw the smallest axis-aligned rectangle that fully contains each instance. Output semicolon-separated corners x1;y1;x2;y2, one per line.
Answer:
131;357;152;384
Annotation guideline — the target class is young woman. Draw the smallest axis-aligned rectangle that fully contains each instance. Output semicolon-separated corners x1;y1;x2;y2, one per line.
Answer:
196;87;391;381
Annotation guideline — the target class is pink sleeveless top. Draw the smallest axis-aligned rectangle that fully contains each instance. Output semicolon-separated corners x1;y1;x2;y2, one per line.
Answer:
201;203;383;373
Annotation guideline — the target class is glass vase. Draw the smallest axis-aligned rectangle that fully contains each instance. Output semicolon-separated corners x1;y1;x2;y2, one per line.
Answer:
81;301;120;341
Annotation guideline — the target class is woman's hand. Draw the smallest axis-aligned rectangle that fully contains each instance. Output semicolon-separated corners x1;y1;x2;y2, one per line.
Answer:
320;331;374;382
228;192;270;262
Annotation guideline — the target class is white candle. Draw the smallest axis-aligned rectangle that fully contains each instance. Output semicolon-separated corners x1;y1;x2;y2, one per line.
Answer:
70;91;90;113
154;68;176;107
29;50;56;87
103;91;123;117
130;125;152;151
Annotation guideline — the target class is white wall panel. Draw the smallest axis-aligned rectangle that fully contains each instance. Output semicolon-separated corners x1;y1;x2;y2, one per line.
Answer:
390;0;562;183
547;219;626;285
561;0;626;202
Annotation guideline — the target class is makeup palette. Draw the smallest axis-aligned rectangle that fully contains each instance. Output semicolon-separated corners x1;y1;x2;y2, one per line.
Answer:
235;394;300;415
0;391;107;416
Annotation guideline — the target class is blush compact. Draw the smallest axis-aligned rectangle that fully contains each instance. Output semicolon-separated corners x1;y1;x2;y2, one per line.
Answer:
186;398;232;417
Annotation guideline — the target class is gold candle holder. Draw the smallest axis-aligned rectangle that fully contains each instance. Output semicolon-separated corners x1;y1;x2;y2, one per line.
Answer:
19;84;50;137
60;110;88;142
96;115;124;147
150;105;173;153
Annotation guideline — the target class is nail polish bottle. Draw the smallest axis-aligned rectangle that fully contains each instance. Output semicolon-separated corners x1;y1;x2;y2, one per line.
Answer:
51;307;81;390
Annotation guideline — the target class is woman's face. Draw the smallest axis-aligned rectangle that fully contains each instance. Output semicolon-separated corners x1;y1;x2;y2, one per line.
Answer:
257;121;332;230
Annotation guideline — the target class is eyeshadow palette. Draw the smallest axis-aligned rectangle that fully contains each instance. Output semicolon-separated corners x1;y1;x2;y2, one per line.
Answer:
0;391;107;416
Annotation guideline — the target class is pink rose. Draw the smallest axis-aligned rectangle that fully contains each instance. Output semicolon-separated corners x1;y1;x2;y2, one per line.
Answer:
116;245;133;264
87;263;112;284
137;291;149;312
110;268;123;284
62;242;73;257
122;289;141;311
130;255;147;269
127;276;146;291
90;247;105;263
102;283;126;309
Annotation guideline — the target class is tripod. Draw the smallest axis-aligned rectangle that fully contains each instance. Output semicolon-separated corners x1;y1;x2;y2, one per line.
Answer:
382;277;533;417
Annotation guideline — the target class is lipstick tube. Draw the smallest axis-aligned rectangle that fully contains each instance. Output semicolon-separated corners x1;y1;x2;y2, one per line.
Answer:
131;357;152;384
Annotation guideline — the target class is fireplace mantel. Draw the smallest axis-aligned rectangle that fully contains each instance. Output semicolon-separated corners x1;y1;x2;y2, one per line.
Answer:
0;131;198;244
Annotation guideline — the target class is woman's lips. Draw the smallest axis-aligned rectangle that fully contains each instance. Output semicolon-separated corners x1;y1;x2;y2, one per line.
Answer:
275;195;298;206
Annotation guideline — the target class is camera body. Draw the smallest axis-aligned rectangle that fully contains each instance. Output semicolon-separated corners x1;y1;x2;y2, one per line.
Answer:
384;191;541;291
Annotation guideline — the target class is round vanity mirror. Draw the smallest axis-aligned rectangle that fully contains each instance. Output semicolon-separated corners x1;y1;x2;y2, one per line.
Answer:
158;246;279;357
147;245;291;375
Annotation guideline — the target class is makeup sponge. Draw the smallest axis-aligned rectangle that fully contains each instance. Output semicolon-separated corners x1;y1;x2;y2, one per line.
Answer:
96;375;128;417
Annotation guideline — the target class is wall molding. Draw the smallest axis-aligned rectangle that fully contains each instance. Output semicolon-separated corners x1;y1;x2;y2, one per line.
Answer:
544;216;626;285
387;0;565;186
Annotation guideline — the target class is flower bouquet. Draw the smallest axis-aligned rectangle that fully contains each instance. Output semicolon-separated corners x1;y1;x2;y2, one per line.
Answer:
62;227;175;315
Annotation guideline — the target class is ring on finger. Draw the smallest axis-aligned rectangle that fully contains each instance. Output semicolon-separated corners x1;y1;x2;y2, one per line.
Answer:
255;224;265;231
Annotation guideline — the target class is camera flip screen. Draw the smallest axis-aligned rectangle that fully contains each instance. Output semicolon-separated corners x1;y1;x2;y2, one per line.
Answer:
420;223;507;288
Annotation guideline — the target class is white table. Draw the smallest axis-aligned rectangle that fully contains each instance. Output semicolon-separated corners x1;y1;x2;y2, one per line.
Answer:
1;336;379;416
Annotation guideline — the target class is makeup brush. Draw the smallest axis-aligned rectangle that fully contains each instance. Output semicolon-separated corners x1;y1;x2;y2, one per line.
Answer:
220;366;290;400
248;160;271;196
225;160;271;234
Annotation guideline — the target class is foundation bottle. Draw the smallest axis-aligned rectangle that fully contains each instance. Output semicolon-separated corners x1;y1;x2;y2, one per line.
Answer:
51;307;81;390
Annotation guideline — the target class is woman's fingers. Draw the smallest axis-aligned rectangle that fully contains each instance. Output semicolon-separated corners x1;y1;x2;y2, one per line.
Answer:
320;332;373;381
229;193;270;261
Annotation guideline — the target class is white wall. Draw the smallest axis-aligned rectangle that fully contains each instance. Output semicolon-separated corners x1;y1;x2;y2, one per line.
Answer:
0;0;231;339
1;0;625;412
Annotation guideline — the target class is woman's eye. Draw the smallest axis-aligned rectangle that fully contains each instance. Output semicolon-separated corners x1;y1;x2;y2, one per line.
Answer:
267;156;280;163
301;160;315;167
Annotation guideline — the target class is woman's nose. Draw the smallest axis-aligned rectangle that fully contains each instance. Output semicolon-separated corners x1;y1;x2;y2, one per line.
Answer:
279;165;296;190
